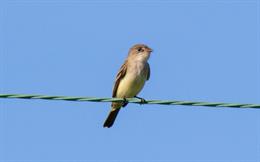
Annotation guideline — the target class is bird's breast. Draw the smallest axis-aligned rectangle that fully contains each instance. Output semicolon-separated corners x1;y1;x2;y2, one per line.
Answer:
116;62;148;98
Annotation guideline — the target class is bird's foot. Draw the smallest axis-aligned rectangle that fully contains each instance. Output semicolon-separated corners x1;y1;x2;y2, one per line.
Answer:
122;97;128;107
134;96;147;105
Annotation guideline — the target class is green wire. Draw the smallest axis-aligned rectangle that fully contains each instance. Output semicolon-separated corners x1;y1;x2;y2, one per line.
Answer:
0;94;259;109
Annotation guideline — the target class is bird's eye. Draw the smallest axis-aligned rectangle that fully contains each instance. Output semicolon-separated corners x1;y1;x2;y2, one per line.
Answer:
137;47;143;52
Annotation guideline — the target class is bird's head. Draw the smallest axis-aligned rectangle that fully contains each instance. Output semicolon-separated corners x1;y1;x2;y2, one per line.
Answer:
128;44;152;62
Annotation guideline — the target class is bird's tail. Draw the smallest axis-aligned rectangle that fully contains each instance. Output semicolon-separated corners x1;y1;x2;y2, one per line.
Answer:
103;108;120;128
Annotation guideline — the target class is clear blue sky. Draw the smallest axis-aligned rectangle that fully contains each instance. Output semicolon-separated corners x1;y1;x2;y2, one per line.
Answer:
1;0;260;161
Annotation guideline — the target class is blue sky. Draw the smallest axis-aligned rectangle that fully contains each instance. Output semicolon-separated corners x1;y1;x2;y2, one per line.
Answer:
1;0;260;161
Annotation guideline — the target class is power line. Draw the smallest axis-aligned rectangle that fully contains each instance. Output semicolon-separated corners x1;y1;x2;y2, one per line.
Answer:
0;94;259;109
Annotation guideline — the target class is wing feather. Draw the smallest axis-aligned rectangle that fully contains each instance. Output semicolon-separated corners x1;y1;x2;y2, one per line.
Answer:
146;63;150;80
112;61;128;97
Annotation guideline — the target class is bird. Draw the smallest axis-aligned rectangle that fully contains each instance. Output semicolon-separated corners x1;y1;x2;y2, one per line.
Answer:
103;44;152;128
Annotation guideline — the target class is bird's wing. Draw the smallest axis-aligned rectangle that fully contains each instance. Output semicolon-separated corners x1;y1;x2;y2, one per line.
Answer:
112;61;128;97
146;63;150;80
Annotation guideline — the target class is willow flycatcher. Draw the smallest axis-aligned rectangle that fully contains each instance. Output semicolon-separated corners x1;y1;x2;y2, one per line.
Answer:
103;44;152;128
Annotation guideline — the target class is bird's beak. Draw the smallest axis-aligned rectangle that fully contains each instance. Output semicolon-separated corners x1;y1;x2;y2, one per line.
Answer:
147;48;153;53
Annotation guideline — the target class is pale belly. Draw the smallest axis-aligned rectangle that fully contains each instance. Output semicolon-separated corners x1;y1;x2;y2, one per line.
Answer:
116;73;146;98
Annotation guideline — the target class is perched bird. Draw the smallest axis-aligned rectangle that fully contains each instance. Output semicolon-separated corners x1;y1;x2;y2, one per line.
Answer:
103;44;152;128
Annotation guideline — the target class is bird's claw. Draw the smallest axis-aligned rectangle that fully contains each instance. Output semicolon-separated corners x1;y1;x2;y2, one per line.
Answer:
122;97;128;107
134;96;147;105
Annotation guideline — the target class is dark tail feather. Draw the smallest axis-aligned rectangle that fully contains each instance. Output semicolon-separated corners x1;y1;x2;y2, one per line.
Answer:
103;108;120;128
